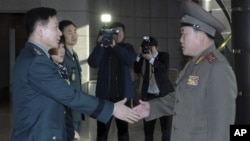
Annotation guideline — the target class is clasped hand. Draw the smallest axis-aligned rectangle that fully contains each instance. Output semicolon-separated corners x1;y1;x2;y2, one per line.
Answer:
113;99;150;123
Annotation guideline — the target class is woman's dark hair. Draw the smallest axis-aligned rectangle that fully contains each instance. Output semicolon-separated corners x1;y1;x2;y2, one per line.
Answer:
24;7;57;37
59;20;76;43
48;47;58;56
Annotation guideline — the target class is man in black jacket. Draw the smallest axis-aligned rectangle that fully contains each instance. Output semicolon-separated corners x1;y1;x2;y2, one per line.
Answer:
134;36;174;141
88;22;137;141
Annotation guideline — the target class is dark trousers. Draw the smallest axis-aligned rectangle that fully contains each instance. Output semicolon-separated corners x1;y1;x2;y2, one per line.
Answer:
143;116;172;141
65;107;75;141
97;117;129;141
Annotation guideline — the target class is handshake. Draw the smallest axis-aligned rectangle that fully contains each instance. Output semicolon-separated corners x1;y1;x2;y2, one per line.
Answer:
113;98;150;123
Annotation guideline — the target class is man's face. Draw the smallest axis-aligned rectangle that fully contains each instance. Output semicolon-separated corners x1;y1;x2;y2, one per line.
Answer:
113;27;124;43
62;24;78;47
179;26;202;57
40;16;62;50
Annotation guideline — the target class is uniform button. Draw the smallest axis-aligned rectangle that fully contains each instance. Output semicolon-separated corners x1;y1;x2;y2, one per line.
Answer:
64;111;66;114
52;136;56;140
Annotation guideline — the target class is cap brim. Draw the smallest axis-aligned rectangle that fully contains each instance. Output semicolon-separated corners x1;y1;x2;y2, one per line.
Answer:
181;0;225;32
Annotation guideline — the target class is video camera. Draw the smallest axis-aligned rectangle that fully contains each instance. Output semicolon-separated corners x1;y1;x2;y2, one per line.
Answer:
141;36;152;54
100;26;119;48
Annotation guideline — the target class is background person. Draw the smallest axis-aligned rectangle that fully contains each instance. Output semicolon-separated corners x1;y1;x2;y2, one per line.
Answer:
59;20;84;134
49;41;80;141
134;36;174;141
88;21;137;141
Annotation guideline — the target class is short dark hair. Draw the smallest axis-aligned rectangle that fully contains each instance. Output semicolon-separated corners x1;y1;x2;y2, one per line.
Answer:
24;7;57;37
59;20;76;32
59;20;76;43
141;36;158;47
110;21;125;32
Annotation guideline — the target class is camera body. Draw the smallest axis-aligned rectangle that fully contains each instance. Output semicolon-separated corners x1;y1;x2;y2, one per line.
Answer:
142;46;151;54
100;27;119;48
141;36;152;54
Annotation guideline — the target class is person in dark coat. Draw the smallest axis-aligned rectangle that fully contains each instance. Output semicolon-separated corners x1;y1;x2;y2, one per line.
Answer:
134;36;174;141
88;22;137;141
11;7;139;141
133;1;237;141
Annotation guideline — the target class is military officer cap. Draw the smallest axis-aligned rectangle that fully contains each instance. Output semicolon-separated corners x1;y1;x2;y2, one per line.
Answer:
180;0;225;37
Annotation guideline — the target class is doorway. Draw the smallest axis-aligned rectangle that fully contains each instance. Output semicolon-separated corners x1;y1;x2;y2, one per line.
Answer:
0;13;26;106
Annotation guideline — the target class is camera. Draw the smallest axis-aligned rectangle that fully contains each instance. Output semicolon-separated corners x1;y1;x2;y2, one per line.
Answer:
100;27;119;48
142;46;151;54
141;36;152;54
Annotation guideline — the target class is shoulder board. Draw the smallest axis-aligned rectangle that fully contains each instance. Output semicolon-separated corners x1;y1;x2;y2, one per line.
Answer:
205;52;217;64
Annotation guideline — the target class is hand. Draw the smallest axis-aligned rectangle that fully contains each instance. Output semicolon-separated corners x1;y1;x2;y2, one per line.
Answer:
97;35;103;42
113;98;140;123
74;131;80;141
110;39;116;48
137;47;142;56
97;35;104;47
141;52;153;60
133;100;150;119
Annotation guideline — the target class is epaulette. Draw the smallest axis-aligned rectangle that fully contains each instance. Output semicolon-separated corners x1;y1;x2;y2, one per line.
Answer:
205;52;217;64
33;48;42;55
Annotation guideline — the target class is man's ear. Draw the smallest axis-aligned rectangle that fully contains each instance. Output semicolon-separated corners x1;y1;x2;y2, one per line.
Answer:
198;31;206;42
35;24;45;37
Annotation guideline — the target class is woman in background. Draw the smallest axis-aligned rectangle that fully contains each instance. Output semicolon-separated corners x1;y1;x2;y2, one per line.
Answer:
49;41;80;141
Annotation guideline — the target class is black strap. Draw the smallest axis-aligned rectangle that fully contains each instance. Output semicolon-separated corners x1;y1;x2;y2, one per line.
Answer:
90;99;105;119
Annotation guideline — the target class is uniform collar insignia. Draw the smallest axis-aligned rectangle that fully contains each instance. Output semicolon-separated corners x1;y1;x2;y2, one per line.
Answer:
65;49;72;56
194;45;217;65
33;48;42;55
205;52;217;64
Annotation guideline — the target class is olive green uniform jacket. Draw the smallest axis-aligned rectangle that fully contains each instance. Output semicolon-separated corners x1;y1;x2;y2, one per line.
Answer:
146;45;237;141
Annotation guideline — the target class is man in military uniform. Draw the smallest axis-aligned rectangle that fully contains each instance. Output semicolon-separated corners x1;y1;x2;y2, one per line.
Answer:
59;20;84;135
11;7;139;141
134;1;237;141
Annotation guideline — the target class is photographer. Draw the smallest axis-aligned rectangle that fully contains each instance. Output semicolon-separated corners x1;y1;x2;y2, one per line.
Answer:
134;36;174;141
88;21;137;141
